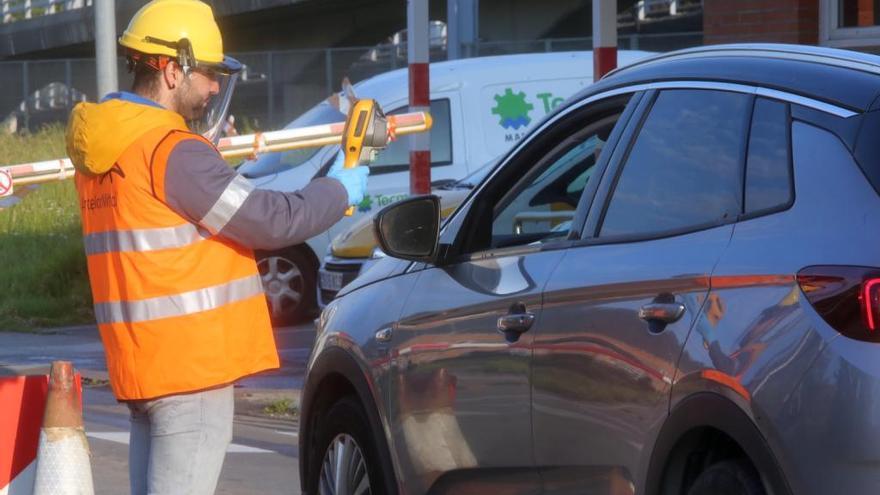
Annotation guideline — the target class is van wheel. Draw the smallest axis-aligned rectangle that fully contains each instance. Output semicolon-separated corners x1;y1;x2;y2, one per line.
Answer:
309;396;392;495
687;459;765;495
256;246;316;325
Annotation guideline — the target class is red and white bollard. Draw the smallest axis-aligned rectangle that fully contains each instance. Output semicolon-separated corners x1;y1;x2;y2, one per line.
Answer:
592;0;618;81
408;0;431;195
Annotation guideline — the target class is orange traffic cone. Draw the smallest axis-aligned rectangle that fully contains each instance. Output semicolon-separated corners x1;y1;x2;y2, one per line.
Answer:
32;361;94;495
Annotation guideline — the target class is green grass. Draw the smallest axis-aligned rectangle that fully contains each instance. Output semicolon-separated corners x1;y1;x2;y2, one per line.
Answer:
0;125;94;331
262;398;298;418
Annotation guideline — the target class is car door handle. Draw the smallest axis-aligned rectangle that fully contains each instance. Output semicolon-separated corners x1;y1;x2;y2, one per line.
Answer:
638;303;686;324
497;312;536;333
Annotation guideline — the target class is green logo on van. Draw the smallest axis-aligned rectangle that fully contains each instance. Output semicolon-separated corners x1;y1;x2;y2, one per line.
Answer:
491;88;534;130
357;194;373;213
355;193;409;213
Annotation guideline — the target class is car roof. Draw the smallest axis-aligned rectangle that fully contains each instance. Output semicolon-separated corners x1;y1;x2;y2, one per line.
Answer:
575;43;880;114
352;50;654;98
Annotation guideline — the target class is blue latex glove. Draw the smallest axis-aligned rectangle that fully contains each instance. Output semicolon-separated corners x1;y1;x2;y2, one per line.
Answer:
327;150;370;207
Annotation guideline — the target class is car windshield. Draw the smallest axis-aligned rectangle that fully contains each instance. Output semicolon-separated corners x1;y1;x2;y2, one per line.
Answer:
239;102;346;178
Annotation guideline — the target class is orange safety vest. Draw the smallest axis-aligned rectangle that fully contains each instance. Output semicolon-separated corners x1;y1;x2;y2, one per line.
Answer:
75;124;279;400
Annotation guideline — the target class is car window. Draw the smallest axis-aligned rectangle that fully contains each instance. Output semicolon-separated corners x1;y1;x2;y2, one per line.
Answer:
599;89;749;238
490;125;613;249
451;94;632;257
369;99;453;174
746;98;792;214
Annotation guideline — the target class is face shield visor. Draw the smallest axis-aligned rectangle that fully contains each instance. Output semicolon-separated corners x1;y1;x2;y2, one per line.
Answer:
185;56;241;145
139;37;242;144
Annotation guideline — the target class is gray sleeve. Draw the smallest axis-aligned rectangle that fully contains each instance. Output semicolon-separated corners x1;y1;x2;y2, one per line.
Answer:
164;139;349;251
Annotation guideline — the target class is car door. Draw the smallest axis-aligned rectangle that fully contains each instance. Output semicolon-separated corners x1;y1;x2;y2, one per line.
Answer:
532;88;753;494
385;92;641;495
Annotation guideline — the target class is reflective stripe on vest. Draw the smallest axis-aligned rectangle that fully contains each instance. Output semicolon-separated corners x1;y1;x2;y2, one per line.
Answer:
83;223;210;255
200;175;255;234
93;273;263;324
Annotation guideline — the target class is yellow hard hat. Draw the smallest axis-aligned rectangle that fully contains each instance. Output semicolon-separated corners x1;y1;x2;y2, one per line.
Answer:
119;0;225;67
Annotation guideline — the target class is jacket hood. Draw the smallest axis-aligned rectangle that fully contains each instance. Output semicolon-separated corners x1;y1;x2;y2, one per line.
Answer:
66;96;186;176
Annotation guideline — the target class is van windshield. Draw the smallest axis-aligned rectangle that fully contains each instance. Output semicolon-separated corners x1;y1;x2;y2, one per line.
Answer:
239;102;346;178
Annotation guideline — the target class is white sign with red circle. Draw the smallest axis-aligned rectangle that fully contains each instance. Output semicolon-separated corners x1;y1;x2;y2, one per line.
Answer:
0;169;12;198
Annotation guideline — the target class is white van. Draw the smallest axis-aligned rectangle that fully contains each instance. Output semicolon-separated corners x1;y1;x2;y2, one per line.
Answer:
238;50;650;323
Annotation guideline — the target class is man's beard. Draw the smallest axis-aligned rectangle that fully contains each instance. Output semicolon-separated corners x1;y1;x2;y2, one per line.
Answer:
174;77;208;121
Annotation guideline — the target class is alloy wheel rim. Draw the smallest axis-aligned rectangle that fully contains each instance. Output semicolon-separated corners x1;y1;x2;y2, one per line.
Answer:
319;433;371;495
257;255;304;317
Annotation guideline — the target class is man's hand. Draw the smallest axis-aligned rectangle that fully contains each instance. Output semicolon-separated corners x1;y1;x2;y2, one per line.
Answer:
327;151;370;206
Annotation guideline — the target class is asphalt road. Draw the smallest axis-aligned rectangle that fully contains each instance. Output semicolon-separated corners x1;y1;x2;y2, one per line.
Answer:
0;322;317;494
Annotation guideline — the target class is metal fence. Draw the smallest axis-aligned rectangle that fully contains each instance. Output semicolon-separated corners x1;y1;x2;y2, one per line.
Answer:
0;31;702;133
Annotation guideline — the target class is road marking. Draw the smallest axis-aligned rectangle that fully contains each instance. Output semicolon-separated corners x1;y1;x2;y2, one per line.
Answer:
274;430;298;438
87;431;273;454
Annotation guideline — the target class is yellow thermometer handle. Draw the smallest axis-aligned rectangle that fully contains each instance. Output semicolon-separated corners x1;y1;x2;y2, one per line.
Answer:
342;101;380;216
344;152;359;216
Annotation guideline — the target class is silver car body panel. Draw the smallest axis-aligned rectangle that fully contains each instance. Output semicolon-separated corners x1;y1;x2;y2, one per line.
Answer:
534;224;734;493
606;43;880;79
386;250;567;493
306;48;880;494
673;122;880;495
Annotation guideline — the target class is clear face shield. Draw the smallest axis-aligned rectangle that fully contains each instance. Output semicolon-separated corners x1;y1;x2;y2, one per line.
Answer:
185;57;240;145
141;37;241;144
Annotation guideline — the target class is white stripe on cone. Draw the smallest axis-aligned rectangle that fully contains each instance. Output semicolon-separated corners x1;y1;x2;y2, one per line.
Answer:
33;428;94;495
0;460;36;495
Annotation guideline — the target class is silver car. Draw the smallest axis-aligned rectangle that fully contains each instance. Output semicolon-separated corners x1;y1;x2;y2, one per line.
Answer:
299;44;880;495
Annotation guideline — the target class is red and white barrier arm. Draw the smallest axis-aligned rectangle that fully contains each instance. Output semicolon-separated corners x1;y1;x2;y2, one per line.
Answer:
2;159;75;187
0;111;433;187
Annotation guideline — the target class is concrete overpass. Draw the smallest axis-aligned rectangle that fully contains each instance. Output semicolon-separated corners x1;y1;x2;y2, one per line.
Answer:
0;0;699;60
0;0;433;59
0;0;701;130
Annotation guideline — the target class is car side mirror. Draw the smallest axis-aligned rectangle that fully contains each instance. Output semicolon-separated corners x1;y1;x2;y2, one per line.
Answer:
373;195;441;264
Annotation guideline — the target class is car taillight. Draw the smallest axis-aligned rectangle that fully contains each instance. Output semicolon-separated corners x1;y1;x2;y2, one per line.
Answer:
797;266;880;343
862;278;880;330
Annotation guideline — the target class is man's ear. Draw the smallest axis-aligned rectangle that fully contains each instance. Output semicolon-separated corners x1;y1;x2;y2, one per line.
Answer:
162;61;179;90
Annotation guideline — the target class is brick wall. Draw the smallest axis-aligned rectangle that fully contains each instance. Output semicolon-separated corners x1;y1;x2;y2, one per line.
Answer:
704;0;820;45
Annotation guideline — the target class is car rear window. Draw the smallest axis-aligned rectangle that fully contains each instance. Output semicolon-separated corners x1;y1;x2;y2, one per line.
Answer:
853;110;880;197
600;89;749;238
745;98;793;215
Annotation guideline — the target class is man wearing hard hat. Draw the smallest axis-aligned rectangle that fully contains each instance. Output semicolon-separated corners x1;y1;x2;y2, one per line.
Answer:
66;1;368;493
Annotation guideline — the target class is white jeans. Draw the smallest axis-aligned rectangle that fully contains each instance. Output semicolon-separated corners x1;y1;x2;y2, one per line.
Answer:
127;385;234;495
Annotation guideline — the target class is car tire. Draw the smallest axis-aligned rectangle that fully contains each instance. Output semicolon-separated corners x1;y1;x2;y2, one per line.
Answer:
308;396;392;495
687;459;765;495
255;246;316;326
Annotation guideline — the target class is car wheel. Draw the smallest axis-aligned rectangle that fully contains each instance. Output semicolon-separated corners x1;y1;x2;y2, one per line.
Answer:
687;459;765;495
256;246;316;325
310;396;391;495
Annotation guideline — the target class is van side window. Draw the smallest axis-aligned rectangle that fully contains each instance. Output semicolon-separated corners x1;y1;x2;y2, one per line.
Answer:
369;99;452;174
745;98;792;215
599;89;749;239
